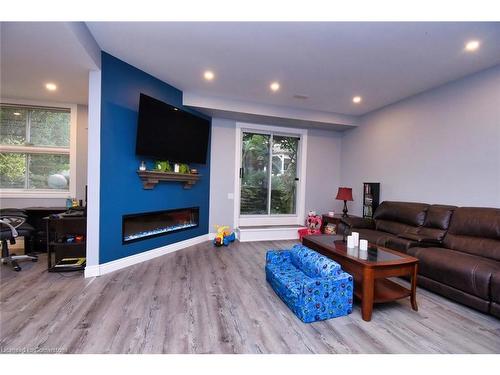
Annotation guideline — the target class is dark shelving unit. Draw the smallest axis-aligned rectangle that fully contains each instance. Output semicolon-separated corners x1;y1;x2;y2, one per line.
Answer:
363;182;380;219
46;216;86;272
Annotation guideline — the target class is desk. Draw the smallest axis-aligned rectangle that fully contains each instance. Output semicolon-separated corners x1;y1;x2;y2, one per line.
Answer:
24;207;67;252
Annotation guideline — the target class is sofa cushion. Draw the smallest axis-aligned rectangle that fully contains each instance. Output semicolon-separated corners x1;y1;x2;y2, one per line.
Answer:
424;205;456;230
356;228;397;246
373;201;429;227
443;207;500;261
290;244;341;278
398;227;447;244
408;247;500;300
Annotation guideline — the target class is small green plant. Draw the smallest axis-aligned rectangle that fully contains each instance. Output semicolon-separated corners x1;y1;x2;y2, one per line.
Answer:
154;160;171;172
179;163;190;174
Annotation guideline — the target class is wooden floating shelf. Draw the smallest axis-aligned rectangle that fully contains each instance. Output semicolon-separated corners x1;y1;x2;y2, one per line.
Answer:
137;170;200;190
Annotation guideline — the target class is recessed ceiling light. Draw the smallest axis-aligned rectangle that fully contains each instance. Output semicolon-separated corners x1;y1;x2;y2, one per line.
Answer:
270;82;280;92
352;96;362;104
465;40;480;52
13;112;21;116
204;71;214;81
45;82;57;91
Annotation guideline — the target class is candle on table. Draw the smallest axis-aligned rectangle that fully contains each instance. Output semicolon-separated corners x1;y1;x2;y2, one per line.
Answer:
360;239;368;251
347;235;354;248
351;232;359;247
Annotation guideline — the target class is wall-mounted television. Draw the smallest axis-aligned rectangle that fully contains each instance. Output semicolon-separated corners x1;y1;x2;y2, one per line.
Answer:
135;93;210;164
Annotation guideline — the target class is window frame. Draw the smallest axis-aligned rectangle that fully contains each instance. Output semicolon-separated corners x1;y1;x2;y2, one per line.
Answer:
0;98;77;198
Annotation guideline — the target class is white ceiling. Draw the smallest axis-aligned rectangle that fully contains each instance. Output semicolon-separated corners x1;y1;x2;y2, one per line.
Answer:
1;22;98;105
86;22;500;116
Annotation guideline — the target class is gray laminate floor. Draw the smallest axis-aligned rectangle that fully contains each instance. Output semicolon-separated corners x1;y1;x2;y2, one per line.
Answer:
1;240;499;354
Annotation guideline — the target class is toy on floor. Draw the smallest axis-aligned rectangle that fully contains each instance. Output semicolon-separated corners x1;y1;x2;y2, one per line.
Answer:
213;225;236;247
298;212;323;240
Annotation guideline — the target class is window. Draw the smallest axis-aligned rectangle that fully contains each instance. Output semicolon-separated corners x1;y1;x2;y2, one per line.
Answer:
235;123;308;227
240;132;299;215
0;103;74;197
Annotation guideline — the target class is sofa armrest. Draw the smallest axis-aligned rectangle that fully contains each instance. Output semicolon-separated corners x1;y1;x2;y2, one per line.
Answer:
300;271;354;308
341;217;375;230
266;250;291;265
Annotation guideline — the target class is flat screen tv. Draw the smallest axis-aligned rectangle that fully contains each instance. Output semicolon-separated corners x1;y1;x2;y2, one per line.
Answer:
135;93;210;164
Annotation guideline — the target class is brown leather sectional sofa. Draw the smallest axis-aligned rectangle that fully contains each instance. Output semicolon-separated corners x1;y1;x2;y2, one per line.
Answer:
342;201;500;318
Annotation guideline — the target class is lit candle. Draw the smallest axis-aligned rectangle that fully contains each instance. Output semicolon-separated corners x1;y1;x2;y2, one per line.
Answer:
360;239;368;251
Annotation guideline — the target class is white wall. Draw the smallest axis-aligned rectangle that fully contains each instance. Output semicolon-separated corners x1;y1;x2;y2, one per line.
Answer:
209;119;344;231
341;64;500;215
1;105;89;209
209;118;237;231
305;129;344;215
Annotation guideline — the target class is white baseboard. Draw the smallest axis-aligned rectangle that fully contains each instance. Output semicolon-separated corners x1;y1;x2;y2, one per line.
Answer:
237;226;303;242
84;265;100;278
84;234;210;278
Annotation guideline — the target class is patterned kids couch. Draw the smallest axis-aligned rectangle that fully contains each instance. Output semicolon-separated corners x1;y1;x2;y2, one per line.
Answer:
265;244;353;323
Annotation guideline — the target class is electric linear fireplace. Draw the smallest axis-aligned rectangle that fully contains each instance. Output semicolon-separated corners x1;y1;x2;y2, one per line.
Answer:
122;207;199;244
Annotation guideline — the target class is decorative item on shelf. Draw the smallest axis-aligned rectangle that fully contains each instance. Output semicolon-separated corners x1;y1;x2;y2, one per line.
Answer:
139;161;147;171
190;168;198;174
178;163;190;174
155;160;171;172
174;163;180;173
213;225;236;247
336;187;354;218
328;211;335;217
363;182;380;219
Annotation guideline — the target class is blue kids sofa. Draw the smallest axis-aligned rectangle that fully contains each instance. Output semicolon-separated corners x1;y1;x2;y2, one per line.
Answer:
266;244;353;323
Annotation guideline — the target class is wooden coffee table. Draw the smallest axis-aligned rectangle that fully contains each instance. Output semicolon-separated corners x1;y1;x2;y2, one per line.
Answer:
302;235;418;322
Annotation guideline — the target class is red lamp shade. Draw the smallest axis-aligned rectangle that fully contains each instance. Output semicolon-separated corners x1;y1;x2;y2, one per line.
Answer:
336;187;353;201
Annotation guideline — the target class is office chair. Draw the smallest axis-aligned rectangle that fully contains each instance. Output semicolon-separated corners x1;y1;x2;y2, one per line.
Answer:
1;209;37;271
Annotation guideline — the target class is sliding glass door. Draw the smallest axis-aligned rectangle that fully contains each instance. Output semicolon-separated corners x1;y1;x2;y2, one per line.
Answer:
240;132;270;215
240;131;300;217
270;135;299;215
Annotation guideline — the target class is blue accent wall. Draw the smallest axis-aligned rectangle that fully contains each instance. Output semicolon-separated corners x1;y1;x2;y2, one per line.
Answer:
99;52;211;263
